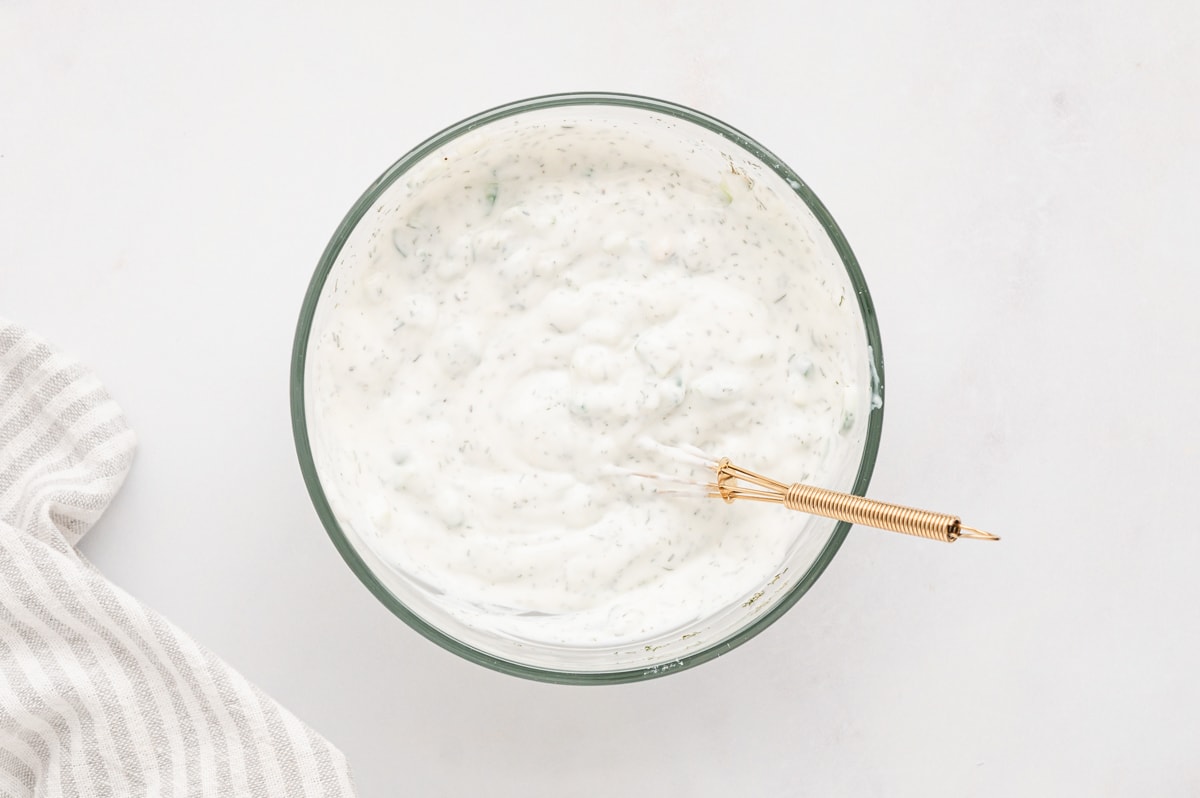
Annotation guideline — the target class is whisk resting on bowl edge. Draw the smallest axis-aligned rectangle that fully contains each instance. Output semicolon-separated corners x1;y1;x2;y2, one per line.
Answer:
634;442;999;544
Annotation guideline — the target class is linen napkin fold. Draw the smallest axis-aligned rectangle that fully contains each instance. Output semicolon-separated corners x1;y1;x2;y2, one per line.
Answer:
0;319;356;797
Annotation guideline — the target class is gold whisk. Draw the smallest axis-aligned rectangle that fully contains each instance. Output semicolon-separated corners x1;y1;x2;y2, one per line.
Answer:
709;458;998;543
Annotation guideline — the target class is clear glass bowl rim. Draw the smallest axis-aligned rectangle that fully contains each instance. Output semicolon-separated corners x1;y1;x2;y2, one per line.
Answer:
289;91;886;685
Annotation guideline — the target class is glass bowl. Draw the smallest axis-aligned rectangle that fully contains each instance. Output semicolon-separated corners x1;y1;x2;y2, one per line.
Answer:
290;92;884;684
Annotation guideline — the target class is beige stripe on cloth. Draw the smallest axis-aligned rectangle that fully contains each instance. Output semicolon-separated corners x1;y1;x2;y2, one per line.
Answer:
0;319;356;797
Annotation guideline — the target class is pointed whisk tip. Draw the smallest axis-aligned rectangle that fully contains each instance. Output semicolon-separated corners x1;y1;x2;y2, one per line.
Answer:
956;525;1000;542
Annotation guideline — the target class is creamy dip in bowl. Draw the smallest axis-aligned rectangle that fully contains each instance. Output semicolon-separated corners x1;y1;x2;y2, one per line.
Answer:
291;93;884;683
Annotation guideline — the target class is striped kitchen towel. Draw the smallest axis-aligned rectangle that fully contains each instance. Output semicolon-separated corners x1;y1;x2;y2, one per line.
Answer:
0;318;356;797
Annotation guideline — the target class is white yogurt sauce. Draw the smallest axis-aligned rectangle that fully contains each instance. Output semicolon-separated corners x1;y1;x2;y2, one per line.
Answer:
307;109;873;650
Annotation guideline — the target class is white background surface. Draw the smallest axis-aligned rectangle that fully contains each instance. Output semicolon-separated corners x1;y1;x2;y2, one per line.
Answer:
3;1;1198;795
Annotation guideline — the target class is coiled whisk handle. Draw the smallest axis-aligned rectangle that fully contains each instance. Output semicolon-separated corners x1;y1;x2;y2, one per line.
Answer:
783;483;964;542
